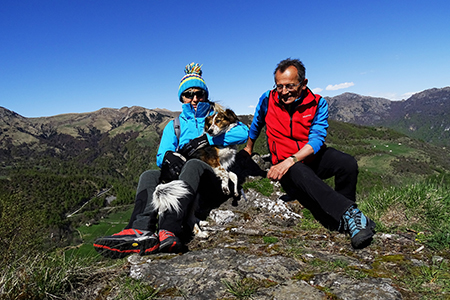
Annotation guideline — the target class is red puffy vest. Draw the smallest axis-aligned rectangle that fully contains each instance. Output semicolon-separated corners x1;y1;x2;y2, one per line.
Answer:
265;90;321;164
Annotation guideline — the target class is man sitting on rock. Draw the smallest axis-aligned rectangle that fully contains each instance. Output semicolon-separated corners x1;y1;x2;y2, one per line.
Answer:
244;58;376;249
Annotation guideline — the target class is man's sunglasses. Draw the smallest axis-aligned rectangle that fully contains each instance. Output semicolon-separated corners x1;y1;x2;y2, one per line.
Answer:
182;90;205;100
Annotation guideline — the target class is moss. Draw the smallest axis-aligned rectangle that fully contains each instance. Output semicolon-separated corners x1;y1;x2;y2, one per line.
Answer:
363;253;417;282
263;236;279;244
242;178;274;197
292;272;315;281
380;254;406;262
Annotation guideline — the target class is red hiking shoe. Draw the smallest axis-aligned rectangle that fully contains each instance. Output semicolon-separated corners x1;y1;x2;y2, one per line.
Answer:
94;229;159;258
158;230;181;253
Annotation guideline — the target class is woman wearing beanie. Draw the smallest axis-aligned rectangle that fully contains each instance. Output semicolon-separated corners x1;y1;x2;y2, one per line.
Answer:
94;63;249;257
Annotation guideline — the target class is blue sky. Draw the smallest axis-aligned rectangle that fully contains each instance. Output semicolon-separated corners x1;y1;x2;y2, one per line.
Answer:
1;0;449;117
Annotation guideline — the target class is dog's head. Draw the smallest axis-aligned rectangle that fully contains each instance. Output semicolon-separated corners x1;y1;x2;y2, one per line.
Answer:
204;109;239;137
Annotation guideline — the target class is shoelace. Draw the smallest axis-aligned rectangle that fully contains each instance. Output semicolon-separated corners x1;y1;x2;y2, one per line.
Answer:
343;208;367;237
135;232;157;242
159;230;175;240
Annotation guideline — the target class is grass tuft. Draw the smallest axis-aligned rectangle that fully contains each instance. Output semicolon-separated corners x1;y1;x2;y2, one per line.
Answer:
0;251;94;299
242;178;274;197
359;174;450;250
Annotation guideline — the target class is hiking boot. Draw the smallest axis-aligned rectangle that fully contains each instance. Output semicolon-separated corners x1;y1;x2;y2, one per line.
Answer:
94;229;159;259
140;232;160;256
341;206;376;249
158;229;181;253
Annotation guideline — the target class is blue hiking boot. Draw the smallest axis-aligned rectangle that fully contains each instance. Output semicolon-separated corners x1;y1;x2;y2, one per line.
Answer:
341;206;375;249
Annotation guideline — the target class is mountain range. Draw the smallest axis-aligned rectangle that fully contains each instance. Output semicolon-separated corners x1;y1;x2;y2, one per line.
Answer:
0;106;179;164
326;86;450;146
1;86;449;161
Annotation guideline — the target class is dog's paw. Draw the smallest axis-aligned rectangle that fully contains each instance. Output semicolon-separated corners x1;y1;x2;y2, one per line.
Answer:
222;185;230;195
193;223;209;239
221;181;231;195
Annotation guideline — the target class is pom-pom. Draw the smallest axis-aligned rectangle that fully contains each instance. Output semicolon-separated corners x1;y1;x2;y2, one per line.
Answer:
184;62;203;76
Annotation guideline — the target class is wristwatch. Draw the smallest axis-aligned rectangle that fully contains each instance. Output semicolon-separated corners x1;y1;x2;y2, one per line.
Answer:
290;155;298;163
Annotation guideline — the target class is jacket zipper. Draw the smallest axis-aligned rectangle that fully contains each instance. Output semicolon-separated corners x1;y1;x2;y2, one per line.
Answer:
288;105;302;151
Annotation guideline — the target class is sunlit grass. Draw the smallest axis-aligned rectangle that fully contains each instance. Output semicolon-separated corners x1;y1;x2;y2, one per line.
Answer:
359;174;450;250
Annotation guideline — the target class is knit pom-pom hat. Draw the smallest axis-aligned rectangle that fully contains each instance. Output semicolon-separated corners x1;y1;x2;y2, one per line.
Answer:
178;62;209;102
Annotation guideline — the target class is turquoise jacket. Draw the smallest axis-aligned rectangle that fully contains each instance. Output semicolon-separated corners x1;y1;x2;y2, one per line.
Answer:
156;101;249;167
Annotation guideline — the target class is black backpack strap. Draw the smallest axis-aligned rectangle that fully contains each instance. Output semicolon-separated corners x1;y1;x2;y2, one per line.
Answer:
173;116;181;151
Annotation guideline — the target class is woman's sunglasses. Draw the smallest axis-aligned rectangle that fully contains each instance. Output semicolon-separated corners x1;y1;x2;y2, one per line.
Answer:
182;90;205;100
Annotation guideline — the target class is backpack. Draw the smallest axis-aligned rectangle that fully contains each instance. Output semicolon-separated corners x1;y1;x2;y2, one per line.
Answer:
173;116;181;151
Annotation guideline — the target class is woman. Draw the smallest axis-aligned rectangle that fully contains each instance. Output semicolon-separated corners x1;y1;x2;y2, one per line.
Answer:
94;63;249;258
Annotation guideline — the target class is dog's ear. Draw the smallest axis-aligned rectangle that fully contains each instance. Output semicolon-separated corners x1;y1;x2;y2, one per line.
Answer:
224;109;239;123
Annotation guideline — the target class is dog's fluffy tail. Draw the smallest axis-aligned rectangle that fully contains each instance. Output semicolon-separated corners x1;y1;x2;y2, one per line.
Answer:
152;180;192;215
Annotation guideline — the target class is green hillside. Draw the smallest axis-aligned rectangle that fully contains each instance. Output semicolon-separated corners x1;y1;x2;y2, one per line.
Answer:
1;119;449;262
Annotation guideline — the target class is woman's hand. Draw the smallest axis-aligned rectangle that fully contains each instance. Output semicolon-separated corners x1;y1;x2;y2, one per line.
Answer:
179;134;209;157
243;137;255;155
159;151;186;183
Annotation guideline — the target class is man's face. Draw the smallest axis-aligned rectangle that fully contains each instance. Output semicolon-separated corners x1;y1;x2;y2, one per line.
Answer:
274;65;307;105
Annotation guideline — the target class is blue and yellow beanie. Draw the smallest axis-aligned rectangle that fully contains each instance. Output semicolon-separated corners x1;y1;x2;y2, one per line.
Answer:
178;62;209;102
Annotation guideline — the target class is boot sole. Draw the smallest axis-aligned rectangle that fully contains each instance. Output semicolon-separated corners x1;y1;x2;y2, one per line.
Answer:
94;239;140;259
94;236;159;258
351;225;375;249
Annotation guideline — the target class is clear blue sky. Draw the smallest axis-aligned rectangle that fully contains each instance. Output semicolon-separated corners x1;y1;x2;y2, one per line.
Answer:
1;0;449;117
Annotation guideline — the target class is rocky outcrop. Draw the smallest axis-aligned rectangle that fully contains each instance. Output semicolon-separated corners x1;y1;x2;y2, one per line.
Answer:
127;248;402;299
114;180;412;299
61;164;446;299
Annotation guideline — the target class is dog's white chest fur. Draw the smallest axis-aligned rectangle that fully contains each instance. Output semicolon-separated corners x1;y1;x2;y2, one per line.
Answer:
217;146;237;170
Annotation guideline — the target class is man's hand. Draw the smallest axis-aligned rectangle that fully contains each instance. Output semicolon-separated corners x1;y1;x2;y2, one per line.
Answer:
159;151;186;183
179;134;209;157
267;157;296;181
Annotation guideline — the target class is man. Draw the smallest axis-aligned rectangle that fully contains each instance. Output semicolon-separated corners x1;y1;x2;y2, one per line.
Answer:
244;58;375;249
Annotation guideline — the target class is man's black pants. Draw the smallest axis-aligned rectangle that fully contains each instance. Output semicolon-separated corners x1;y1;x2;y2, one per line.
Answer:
280;147;358;230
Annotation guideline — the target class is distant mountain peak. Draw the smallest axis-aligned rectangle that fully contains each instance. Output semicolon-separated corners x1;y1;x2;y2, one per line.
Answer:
326;86;450;146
